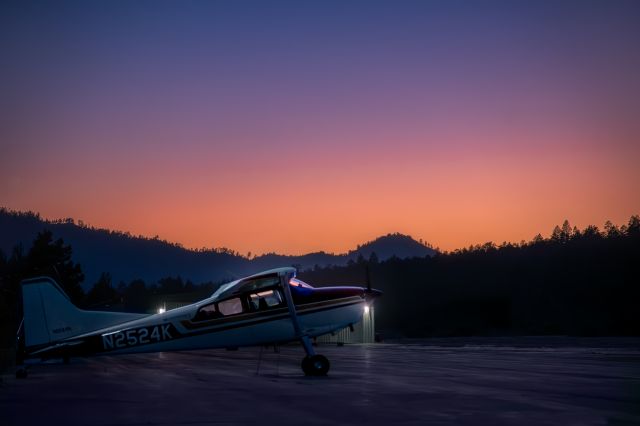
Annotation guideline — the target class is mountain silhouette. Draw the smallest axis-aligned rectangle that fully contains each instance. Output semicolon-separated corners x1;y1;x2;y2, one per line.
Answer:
348;233;435;260
0;209;435;288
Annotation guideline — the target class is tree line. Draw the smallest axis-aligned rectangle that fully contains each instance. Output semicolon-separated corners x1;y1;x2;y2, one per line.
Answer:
0;207;246;255
0;230;221;349
1;216;638;351
299;216;640;337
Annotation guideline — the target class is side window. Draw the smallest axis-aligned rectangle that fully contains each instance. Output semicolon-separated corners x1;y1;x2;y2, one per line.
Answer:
218;297;243;316
194;302;219;321
249;289;283;311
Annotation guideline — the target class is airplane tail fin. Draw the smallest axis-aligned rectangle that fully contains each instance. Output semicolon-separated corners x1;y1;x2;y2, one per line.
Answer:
21;277;147;349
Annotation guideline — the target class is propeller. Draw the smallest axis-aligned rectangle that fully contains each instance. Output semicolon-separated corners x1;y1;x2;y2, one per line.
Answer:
365;264;372;293
363;263;382;300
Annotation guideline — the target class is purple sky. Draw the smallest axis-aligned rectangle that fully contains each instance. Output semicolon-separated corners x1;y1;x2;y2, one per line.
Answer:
1;1;639;254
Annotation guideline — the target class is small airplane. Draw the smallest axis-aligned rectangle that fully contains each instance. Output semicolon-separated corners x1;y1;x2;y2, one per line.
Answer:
17;267;382;376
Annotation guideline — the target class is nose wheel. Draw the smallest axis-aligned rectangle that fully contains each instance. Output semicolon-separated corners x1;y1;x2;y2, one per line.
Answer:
302;354;330;376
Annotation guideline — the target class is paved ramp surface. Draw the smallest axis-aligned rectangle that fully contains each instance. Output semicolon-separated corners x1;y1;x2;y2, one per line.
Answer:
1;340;639;425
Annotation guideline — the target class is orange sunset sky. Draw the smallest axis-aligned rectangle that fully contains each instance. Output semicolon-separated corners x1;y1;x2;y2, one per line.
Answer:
1;1;639;255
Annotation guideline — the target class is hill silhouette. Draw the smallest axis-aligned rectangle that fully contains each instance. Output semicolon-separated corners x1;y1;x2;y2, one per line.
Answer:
1;210;637;341
0;208;436;288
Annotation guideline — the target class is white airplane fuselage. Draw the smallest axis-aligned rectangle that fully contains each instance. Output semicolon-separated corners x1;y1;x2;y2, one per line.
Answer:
96;296;366;356
21;268;381;366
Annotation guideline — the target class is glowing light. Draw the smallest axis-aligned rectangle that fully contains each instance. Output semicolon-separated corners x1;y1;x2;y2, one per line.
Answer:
158;307;166;314
364;305;370;314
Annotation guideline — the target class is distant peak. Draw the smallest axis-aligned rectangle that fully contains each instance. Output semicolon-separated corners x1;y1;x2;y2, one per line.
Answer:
350;233;436;259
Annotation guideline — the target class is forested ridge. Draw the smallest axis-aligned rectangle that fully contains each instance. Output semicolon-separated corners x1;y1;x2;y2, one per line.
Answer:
1;215;638;352
0;207;435;286
300;217;640;337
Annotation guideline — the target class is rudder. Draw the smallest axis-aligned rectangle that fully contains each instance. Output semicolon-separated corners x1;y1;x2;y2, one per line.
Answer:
21;277;147;349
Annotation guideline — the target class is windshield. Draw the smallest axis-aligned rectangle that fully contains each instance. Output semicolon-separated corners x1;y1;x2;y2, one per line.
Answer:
211;275;281;301
289;278;314;289
210;280;240;301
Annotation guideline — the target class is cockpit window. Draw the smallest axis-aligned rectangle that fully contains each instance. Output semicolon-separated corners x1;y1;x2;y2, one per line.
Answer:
249;289;283;311
289;278;313;289
194;302;221;321
218;297;243;316
194;296;245;321
247;276;281;289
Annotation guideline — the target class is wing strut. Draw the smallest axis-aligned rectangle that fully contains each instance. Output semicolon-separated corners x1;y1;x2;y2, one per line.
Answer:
279;270;329;375
279;271;315;356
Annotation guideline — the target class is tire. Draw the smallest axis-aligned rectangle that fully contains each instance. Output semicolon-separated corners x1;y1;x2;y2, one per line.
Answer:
301;354;330;376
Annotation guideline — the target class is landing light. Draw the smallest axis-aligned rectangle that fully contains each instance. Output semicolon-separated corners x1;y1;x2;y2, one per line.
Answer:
364;305;370;314
158;307;166;314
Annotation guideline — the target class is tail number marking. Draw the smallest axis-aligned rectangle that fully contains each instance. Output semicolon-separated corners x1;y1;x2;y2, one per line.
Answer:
102;324;173;350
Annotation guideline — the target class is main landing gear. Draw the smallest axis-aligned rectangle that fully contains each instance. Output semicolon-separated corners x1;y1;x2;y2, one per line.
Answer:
300;335;330;376
301;354;330;376
280;272;330;376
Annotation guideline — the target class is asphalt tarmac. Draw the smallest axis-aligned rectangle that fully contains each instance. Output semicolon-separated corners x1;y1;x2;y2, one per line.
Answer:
1;339;639;425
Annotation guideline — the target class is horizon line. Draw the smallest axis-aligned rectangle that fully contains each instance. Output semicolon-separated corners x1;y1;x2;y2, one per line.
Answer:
2;206;637;257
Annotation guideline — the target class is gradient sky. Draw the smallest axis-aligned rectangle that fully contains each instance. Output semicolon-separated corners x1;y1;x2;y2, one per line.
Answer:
1;0;639;254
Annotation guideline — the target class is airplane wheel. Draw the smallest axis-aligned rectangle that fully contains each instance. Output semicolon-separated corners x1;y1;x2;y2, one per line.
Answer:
301;355;330;376
16;368;28;379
